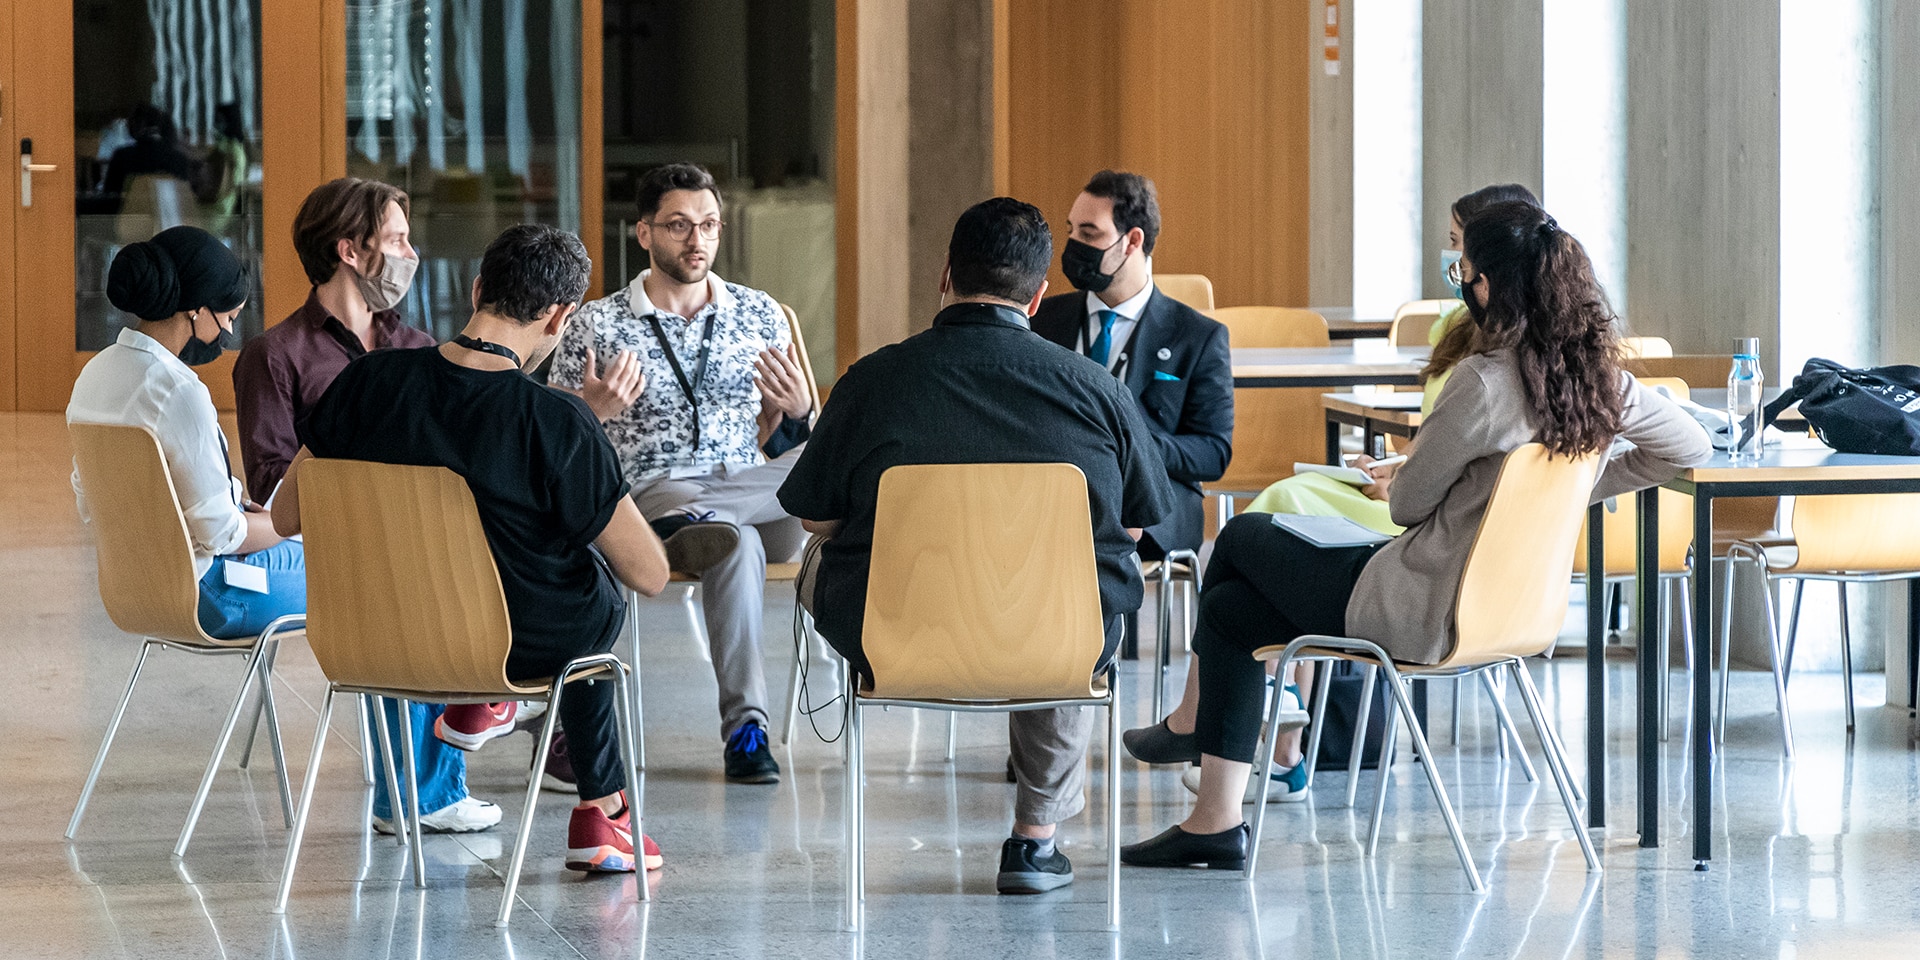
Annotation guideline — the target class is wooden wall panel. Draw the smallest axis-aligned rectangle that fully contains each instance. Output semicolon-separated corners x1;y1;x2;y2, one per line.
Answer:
0;0;14;411
261;0;348;330
12;0;76;411
1004;0;1311;309
834;0;911;373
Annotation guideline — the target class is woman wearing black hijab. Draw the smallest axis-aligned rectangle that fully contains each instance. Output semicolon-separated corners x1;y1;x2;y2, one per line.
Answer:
67;226;306;637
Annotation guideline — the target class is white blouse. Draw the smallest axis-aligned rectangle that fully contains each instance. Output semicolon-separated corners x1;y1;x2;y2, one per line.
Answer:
67;327;248;578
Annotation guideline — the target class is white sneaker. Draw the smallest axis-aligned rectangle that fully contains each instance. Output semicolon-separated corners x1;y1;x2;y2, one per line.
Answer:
373;795;503;835
1181;762;1311;804
513;700;549;733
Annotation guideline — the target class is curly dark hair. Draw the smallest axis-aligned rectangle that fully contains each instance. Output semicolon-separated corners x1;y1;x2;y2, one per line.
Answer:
476;225;593;325
1460;200;1624;458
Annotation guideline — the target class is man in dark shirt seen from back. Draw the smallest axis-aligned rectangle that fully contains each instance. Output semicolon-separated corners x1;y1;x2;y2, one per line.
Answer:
777;197;1173;898
273;225;674;876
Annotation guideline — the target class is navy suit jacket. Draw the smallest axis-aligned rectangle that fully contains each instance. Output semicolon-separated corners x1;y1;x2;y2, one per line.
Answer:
1031;287;1233;554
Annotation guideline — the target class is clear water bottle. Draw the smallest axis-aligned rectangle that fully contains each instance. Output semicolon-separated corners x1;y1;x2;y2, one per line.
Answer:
1727;338;1765;462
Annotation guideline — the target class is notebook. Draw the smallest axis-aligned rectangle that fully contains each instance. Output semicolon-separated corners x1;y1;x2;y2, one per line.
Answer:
1268;512;1394;548
1291;462;1378;486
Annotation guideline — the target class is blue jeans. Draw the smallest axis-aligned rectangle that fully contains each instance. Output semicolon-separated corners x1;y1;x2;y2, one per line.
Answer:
367;699;470;819
196;540;308;640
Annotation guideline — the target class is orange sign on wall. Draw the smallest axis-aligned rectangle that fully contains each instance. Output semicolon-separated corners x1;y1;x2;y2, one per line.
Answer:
1324;0;1340;75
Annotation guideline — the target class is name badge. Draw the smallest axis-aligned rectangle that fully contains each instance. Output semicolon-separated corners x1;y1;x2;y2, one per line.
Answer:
222;559;270;594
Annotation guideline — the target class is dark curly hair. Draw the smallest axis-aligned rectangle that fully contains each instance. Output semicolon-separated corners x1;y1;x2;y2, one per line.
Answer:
1460;200;1624;458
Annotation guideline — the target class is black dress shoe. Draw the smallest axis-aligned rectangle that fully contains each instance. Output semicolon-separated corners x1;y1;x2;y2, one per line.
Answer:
1121;823;1249;870
650;513;741;576
1122;719;1201;765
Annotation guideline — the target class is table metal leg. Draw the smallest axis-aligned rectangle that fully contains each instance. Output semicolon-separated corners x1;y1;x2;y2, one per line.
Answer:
1690;492;1716;868
1909;579;1920;720
1325;416;1343;466
1636;487;1661;847
1586;503;1607;829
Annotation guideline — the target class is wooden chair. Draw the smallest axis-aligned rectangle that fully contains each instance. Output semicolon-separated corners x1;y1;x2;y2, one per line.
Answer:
1624;354;1733;388
1203;306;1331;524
1388;299;1459;346
273;460;644;926
1723;493;1920;756
1620;336;1674;359
1155;273;1215;312
1245;444;1604;892
64;422;302;859
843;463;1120;931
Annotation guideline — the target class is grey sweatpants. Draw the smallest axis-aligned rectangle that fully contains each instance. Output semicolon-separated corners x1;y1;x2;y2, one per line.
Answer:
632;445;807;740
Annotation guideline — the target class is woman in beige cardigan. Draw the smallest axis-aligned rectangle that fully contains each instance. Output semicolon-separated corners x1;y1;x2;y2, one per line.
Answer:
1122;200;1714;870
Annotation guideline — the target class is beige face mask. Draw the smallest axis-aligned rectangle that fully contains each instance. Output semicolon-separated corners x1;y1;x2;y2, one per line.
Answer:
355;252;419;312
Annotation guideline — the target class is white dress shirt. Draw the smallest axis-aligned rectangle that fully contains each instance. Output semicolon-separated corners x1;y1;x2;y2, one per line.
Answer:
1081;280;1155;373
67;327;248;578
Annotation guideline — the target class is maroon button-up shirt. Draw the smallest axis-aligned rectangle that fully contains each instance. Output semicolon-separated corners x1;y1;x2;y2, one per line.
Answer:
233;291;437;497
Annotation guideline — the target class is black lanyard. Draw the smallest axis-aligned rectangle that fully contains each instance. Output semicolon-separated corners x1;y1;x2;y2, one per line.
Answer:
644;313;718;450
452;334;523;368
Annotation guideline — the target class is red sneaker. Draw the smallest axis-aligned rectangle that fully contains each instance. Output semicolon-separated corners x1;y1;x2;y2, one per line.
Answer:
566;797;663;873
435;702;518;751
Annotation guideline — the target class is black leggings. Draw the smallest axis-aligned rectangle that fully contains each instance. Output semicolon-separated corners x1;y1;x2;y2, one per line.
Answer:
1191;514;1380;764
507;608;628;802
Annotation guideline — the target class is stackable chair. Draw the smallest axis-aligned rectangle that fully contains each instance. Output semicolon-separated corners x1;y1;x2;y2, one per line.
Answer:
1154;273;1216;311
1203;306;1333;533
273;460;645;926
64;422;301;858
1722;493;1920;755
843;463;1121;930
1388;299;1459;346
1245;444;1604;892
1144;549;1200;721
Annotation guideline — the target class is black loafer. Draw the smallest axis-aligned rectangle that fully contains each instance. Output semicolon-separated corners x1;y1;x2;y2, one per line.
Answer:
651;514;741;576
996;837;1074;894
1122;719;1201;765
1121;823;1249;870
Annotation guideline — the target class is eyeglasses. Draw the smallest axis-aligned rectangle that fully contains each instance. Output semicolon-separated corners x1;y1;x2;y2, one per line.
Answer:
648;218;725;241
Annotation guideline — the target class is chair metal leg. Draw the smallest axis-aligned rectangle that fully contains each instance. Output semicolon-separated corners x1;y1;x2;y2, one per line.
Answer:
1364;695;1397;856
498;688;565;926
1492;672;1512;763
1245;653;1293;880
1345;665;1376;807
1678;577;1697;742
356;695;376;786
1759;563;1797;758
1659;579;1673;742
683;585;711;660
1783;578;1807;683
1106;694;1121;930
1838;582;1857;732
371;698;410;847
944;711;958;762
844;674;863;932
175;642;270;857
67;641;156;840
1383;666;1484;893
274;687;337;914
781;611;808;745
1153;560;1172;722
396;698;427;888
1450;677;1463;745
1718;555;1738;743
258;658;295;827
1299;663;1334;786
1479;670;1538;783
616;665;649;903
238;654;271;769
1510;662;1602;872
626;588;648;771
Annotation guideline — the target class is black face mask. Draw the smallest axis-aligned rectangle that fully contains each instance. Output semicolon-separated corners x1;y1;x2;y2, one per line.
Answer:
178;314;232;367
1461;274;1488;327
1061;237;1123;293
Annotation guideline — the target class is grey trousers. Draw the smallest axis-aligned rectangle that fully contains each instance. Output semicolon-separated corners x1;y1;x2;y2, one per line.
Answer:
632;445;807;740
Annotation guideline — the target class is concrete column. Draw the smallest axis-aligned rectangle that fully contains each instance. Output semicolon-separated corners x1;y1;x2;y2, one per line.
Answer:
907;0;995;331
1308;0;1354;307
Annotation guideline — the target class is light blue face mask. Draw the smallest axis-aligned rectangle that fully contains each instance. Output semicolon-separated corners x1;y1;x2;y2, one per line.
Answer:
1440;250;1463;299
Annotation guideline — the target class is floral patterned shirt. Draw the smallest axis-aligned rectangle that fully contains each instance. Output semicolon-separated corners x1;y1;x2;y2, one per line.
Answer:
550;270;791;482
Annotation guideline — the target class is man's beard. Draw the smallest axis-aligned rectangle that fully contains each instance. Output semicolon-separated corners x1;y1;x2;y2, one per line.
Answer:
653;248;711;285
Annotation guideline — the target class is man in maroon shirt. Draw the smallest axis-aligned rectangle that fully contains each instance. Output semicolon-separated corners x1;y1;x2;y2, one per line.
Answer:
234;178;504;835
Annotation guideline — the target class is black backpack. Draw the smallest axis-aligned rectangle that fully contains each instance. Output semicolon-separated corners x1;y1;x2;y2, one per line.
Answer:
1764;358;1920;456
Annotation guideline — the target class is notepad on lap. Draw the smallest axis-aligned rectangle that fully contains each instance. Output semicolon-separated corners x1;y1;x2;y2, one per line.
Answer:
1291;462;1378;486
1269;512;1394;548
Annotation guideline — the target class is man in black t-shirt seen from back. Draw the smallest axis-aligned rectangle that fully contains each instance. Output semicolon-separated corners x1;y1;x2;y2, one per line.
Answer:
272;224;674;876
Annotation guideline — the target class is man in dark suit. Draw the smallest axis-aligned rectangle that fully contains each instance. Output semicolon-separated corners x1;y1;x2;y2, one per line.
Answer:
1032;170;1233;593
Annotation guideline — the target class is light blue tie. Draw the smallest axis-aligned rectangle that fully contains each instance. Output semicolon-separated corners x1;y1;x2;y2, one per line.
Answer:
1089;310;1118;366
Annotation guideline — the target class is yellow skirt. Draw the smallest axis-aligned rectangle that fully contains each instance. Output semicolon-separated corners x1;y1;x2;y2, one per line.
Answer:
1245;472;1404;536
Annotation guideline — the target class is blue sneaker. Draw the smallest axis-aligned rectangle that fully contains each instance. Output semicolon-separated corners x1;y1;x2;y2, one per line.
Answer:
723;721;780;784
1181;760;1311;804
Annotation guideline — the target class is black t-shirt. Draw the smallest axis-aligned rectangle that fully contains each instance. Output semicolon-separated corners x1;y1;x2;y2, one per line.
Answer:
299;347;631;675
776;302;1173;665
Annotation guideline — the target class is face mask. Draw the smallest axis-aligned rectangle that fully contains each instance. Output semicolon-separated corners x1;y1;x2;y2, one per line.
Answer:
355;252;418;312
1440;250;1463;298
178;312;232;367
1461;272;1488;327
1061;237;1123;293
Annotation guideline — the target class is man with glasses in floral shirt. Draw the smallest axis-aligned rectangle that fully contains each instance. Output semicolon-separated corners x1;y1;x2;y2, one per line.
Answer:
549;163;812;785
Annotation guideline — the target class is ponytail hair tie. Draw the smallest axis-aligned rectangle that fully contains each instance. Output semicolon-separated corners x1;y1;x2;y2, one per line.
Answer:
1536;216;1561;239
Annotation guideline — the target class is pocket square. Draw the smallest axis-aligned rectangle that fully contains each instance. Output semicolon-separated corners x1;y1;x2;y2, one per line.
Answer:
1153;370;1182;382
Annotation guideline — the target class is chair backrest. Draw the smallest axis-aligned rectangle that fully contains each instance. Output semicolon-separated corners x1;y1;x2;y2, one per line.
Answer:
67;422;219;646
1155;273;1215;312
1575;378;1693;576
778;302;823;422
1388;299;1458;346
1621;336;1674;359
1624;355;1732;388
1447;444;1602;666
300;459;535;695
1207;307;1332;490
860;463;1107;700
1787;493;1920;572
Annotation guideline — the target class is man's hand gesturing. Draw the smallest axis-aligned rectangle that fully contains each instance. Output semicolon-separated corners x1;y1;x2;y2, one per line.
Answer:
582;350;647;422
